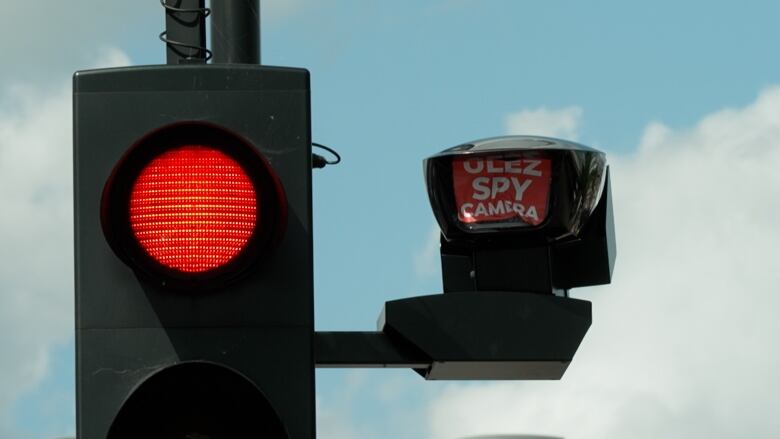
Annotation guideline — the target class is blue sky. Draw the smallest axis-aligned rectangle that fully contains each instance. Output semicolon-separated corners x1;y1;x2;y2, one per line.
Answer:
2;1;780;438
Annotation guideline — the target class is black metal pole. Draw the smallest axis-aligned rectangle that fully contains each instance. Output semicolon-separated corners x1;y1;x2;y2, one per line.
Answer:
313;332;430;369
163;0;208;64
210;0;261;64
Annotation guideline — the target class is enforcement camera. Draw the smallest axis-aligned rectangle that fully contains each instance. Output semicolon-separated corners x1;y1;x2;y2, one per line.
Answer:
424;136;615;295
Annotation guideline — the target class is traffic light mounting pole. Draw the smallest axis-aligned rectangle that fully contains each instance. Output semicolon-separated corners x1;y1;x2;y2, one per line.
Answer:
162;0;208;64
314;332;429;369
314;291;591;380
162;0;261;65
211;0;261;64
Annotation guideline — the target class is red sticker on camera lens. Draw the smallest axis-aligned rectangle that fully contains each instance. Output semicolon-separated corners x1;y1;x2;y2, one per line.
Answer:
452;156;551;226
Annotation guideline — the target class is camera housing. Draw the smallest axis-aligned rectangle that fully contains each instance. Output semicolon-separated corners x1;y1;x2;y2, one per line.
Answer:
424;136;615;295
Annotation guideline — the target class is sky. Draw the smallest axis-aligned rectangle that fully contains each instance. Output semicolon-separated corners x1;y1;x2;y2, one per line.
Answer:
1;1;780;438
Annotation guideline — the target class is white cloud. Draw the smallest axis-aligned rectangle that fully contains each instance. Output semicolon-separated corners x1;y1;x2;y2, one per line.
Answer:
427;88;780;438
0;48;129;436
0;1;305;85
413;222;443;278
264;0;308;20
316;370;434;439
317;396;362;439
316;371;374;439
0;2;150;84
505;106;584;140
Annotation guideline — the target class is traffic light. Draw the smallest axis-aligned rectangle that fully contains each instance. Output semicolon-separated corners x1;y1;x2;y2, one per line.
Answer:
73;64;312;438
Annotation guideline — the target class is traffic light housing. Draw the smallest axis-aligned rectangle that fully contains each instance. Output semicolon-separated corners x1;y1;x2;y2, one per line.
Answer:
74;65;312;438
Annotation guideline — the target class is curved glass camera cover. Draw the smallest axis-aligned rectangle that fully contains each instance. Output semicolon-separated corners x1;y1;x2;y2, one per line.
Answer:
425;136;607;240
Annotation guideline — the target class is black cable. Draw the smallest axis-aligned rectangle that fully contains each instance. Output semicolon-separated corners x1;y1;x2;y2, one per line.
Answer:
312;142;342;169
159;32;214;61
160;0;212;62
160;0;211;16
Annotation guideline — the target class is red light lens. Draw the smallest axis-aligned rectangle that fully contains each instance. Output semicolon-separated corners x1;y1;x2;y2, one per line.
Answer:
128;145;257;273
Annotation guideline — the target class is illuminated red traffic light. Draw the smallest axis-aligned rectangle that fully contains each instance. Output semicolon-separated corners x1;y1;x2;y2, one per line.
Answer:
101;123;286;288
128;145;258;273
